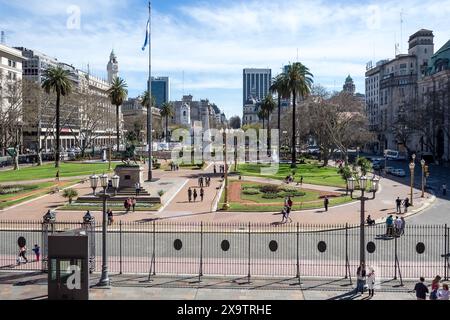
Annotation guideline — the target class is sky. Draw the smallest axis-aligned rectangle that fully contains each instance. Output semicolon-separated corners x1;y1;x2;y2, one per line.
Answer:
1;0;450;118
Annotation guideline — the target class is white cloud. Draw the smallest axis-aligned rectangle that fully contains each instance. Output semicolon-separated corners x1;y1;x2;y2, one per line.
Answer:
2;0;450;118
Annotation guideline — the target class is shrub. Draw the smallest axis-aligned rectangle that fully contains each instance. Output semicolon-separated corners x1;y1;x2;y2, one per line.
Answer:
158;190;165;197
262;193;281;199
280;190;305;197
259;185;280;194
242;188;260;195
62;188;78;204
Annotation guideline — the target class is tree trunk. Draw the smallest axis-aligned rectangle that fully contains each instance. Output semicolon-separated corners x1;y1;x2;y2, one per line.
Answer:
291;90;297;168
116;104;120;152
55;91;61;168
165;115;169;143
13;146;19;170
37;117;42;166
267;115;271;157
277;95;281;160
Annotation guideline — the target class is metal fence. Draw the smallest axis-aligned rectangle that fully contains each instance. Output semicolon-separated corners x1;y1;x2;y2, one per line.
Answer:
0;220;448;282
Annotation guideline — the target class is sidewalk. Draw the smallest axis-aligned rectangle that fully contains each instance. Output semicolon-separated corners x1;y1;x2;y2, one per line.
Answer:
0;272;418;300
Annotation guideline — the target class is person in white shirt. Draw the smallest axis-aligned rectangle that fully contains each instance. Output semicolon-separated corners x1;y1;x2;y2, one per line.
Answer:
394;216;402;236
438;284;449;300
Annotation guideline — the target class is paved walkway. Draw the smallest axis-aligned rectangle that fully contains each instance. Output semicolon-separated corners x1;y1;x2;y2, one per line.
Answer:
0;272;421;300
0;162;436;225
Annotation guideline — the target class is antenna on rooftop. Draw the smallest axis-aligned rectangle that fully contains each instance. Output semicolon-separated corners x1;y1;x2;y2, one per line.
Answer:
400;9;404;54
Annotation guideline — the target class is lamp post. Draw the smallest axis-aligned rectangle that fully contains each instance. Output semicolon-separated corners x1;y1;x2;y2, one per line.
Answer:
421;159;426;198
347;175;380;267
221;128;230;210
384;149;388;175
89;173;119;287
409;154;416;206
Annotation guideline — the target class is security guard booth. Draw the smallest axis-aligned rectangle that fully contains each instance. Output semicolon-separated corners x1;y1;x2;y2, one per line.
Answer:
48;229;89;300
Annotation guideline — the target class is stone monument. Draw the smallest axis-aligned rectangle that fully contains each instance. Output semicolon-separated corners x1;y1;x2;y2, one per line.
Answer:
114;160;144;189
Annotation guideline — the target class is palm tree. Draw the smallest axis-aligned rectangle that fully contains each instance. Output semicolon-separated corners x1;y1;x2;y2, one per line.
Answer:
283;62;314;168
270;75;289;159
160;102;174;143
107;77;128;152
257;108;267;130
41;66;72;168
261;94;276;156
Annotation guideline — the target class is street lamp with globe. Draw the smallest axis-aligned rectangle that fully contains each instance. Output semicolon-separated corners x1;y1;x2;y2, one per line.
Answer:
409;154;416;206
420;159;426;198
89;172;119;287
347;175;380;268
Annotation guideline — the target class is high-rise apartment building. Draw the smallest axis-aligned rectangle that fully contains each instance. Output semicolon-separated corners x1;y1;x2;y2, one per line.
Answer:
242;68;271;105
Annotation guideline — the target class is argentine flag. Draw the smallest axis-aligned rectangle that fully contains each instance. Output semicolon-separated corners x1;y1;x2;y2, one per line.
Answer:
142;19;150;51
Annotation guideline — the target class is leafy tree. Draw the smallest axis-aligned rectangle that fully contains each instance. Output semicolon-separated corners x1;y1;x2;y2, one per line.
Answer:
160;102;174;143
62;188;78;204
229;116;241;129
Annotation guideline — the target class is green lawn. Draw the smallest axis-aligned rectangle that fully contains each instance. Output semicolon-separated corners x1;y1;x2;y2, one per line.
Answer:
237;163;345;188
0;180;79;210
222;196;352;212
0;162;118;182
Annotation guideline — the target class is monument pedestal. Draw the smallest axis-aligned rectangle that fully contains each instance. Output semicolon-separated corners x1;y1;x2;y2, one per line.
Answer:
115;164;144;189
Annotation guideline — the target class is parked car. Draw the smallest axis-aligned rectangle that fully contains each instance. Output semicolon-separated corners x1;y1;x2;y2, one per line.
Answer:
372;161;385;170
392;169;406;177
385;166;395;174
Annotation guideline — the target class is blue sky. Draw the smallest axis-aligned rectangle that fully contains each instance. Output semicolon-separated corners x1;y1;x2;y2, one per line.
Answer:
1;0;450;118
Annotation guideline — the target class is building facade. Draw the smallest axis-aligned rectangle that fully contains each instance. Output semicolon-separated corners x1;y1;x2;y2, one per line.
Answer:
151;76;169;108
0;44;24;156
19;48;122;154
365;29;435;154
243;68;271;105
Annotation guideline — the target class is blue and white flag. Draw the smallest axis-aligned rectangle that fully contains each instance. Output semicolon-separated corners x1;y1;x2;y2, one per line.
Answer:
142;19;150;51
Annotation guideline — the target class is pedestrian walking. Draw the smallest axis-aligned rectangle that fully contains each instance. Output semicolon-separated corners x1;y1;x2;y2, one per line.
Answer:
199;176;204;188
414;277;429;300
430;275;442;300
403;197;410;213
324;196;329;212
200;187;204;201
396;197;402;213
193;189;198;202
287;196;293;209
32;244;40;262
367;267;375;298
55;170;60;182
356;263;366;294
400;217;406;236
135;182;141;196
394;216;402;236
438;284;449;300
285;205;292;223
300;176;303;186
443;184;447;196
17;245;28;264
188;188;192;202
281;206;288;223
123;199;129;212
132;198;137;212
213;164;217;174
107;209;114;225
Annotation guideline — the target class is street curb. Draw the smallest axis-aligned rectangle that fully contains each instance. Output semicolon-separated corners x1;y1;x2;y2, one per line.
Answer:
158;179;189;212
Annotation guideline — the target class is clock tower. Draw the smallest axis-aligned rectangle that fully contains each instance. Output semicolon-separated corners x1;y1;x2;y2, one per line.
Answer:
107;50;119;83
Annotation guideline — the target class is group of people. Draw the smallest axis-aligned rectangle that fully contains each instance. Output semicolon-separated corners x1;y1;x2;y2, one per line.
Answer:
213;164;226;174
385;215;406;237
414;276;449;300
16;243;40;265
281;197;293;223
124;197;137;213
198;176;211;188
395;196;411;213
170;162;180;171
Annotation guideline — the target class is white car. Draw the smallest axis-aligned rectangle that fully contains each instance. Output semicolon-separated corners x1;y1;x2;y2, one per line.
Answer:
393;169;406;177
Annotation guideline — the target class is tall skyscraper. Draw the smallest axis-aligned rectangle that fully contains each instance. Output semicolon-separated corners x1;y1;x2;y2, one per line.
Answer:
242;68;271;105
151;76;170;108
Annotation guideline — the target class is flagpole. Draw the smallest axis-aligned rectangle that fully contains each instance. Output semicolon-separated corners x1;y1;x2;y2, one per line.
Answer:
147;0;153;181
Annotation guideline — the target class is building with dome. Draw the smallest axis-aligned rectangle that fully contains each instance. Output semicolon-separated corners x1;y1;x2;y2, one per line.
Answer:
343;75;356;95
